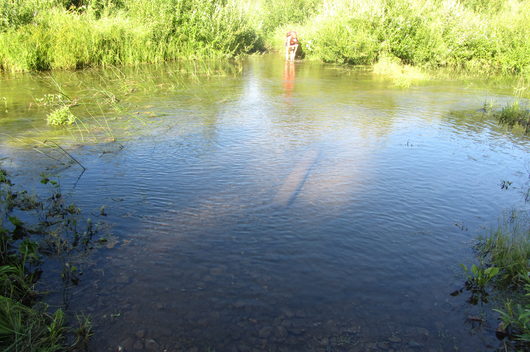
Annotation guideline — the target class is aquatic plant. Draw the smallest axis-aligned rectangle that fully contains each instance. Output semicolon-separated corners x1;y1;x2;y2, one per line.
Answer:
35;93;70;107
47;106;77;126
476;212;530;288
494;283;530;345
0;167;103;350
373;53;429;87
461;264;499;293
460;211;530;348
496;101;530;133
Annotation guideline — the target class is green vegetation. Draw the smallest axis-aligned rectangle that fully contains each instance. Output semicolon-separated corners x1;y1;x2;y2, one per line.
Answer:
259;0;322;34
496;101;530;133
461;211;530;349
266;0;530;74
1;167;100;351
0;0;262;71
2;0;530;74
373;53;429;87
47;106;77;126
460;264;499;300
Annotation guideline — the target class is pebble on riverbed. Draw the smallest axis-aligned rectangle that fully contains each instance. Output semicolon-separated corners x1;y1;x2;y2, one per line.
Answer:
145;338;160;351
132;339;144;350
135;330;146;339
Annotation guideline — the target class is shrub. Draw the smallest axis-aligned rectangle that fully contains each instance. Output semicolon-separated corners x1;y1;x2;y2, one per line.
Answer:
260;0;322;34
0;0;262;72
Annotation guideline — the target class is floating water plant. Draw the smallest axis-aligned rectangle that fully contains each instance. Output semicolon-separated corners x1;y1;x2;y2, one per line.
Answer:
47;106;76;126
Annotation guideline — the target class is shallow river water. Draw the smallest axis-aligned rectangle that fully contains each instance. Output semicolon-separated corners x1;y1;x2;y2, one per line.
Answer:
1;55;529;351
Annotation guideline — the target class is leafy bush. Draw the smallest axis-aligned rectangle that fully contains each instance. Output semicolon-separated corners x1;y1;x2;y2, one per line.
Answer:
260;0;322;34
265;0;530;74
0;0;262;71
306;17;379;65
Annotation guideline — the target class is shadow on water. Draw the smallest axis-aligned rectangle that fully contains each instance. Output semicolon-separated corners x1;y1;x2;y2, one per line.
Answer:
1;55;529;351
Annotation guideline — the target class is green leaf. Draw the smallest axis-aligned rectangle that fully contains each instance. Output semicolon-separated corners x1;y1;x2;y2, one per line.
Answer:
8;216;23;227
471;264;479;276
485;266;499;278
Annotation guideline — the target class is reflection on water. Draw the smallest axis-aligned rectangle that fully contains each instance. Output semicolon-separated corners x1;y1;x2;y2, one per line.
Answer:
1;56;529;351
283;62;296;99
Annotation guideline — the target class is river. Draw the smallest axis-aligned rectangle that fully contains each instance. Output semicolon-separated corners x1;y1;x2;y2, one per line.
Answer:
1;55;529;351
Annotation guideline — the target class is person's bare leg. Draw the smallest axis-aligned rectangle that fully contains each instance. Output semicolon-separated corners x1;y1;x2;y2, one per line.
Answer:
290;45;298;61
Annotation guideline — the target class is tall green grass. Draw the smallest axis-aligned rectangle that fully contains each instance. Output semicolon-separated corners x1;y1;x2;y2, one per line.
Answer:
496;101;530;133
2;0;530;73
0;0;262;72
265;0;530;74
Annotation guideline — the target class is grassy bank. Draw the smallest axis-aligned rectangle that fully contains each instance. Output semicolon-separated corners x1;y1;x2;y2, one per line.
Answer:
1;167;102;350
2;1;530;74
264;0;530;74
0;0;261;71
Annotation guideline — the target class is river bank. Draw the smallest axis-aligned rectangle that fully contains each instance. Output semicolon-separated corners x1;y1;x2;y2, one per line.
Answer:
1;0;530;75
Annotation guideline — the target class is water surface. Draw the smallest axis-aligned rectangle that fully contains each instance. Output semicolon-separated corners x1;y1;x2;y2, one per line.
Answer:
1;56;529;351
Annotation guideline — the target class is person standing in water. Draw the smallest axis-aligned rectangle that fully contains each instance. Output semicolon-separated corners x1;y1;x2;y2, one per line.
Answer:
285;31;299;61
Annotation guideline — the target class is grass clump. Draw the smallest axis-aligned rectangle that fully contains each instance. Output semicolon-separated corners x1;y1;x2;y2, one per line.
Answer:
1;167;101;351
373;53;429;87
0;296;66;351
476;213;530;287
495;287;530;346
47;106;77;126
460;211;529;349
496;101;530;133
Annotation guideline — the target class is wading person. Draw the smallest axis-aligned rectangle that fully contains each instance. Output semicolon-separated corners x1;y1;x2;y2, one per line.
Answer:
285;31;299;61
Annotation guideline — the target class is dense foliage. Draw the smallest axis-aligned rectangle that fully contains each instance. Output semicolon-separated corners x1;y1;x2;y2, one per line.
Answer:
1;0;529;73
268;0;530;74
0;0;262;71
